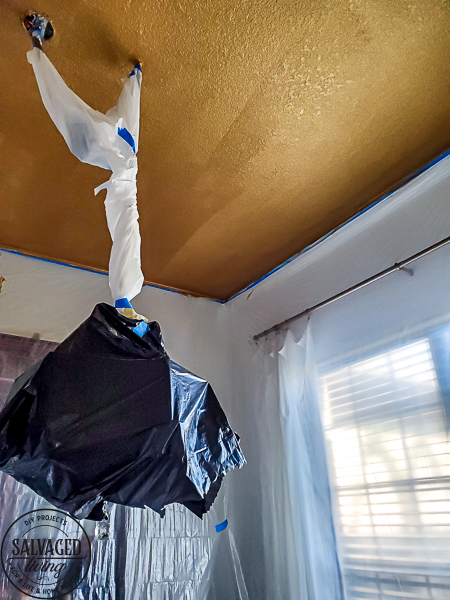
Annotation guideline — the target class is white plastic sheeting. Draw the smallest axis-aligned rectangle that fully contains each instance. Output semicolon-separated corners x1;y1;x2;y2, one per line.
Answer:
27;48;143;302
253;321;344;600
77;503;217;600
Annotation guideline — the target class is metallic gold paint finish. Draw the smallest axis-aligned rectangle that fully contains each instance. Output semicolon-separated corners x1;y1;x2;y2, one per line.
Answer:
0;0;449;300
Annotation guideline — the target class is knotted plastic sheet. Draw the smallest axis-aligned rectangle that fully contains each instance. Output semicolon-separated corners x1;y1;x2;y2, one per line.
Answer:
27;48;143;302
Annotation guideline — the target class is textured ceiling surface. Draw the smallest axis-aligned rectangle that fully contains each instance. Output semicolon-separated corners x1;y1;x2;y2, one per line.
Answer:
0;0;449;300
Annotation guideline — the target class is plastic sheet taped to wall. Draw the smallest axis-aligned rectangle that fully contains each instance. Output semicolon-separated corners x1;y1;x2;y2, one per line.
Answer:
0;303;245;522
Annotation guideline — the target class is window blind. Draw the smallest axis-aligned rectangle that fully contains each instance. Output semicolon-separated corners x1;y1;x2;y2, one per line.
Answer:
320;338;450;600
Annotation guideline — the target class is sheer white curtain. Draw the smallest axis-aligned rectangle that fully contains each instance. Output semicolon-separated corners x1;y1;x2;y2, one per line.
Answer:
256;240;450;599
255;320;344;600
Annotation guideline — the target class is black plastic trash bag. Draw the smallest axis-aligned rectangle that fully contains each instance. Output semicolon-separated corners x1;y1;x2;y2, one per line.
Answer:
0;304;245;520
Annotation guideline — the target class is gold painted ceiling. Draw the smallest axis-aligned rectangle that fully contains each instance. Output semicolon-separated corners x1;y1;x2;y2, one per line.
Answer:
1;0;449;300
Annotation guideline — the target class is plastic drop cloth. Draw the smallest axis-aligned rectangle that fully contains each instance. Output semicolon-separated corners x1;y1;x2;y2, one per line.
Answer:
0;303;245;521
27;47;143;302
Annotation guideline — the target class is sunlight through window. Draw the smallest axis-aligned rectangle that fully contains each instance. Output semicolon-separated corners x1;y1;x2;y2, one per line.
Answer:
320;338;450;599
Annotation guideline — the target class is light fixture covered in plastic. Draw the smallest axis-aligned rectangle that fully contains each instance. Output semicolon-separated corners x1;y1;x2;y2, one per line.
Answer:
0;304;246;520
3;23;246;521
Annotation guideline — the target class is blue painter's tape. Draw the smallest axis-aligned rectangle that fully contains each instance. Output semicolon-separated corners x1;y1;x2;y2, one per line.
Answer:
0;248;193;300
115;298;133;309
225;148;450;303
133;321;150;337
215;519;228;533
118;127;136;153
129;63;142;77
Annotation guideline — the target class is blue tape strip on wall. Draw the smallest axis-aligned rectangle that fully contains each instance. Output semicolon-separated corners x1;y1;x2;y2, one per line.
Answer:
215;519;228;533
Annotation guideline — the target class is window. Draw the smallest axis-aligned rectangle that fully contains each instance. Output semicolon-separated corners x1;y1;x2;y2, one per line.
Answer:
320;338;450;600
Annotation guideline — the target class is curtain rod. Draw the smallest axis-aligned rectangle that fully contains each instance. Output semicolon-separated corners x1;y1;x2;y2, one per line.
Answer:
253;235;450;343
